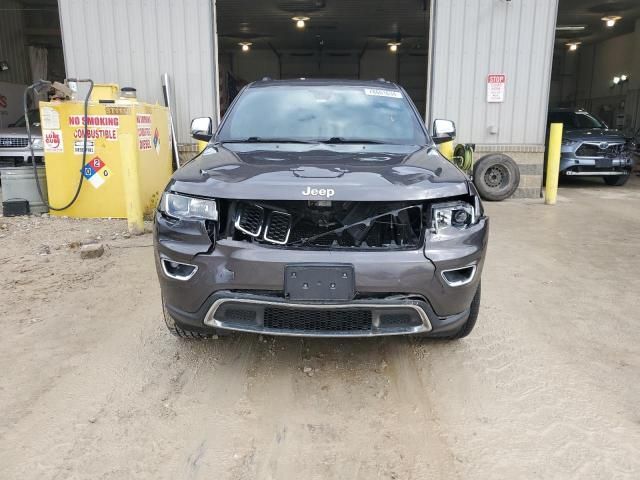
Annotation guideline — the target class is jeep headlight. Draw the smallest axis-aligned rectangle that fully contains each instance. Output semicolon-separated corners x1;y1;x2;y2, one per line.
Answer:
432;201;475;233
161;192;218;221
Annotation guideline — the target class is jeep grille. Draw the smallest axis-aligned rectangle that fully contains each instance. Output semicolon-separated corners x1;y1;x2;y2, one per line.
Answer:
227;200;425;250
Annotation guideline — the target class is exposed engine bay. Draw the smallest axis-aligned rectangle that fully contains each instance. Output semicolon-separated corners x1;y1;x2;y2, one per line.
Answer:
219;200;426;250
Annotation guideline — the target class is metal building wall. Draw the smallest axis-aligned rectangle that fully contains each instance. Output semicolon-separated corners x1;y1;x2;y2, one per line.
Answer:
58;0;218;144
0;0;31;85
427;0;559;197
428;0;558;146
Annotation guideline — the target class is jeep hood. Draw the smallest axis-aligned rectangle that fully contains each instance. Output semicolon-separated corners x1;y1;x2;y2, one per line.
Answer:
563;128;626;142
169;143;470;201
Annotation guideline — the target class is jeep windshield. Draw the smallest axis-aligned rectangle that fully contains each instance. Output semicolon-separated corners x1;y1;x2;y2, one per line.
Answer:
217;85;428;146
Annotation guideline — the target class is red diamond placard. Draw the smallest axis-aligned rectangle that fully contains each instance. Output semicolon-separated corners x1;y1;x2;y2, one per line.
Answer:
90;156;105;172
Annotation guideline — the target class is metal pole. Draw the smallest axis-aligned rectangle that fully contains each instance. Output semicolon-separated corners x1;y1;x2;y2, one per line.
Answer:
161;73;181;169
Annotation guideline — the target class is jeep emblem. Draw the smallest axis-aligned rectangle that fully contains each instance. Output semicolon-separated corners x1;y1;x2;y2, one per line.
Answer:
302;186;335;198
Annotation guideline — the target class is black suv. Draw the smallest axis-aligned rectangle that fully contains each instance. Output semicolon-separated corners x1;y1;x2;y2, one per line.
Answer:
154;79;488;339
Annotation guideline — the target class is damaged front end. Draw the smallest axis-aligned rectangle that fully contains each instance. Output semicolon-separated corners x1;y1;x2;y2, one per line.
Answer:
154;186;488;337
226;199;426;250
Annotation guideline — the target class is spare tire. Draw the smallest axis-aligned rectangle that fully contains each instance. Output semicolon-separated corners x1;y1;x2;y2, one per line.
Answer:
473;154;520;201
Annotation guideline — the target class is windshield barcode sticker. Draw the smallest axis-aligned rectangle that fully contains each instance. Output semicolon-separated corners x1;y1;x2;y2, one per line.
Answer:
364;88;402;99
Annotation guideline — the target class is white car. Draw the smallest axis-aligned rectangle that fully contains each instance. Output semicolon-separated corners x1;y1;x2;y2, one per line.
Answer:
0;110;43;167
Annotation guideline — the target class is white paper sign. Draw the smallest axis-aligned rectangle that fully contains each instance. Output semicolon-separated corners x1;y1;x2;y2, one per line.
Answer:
40;106;60;129
487;74;506;103
364;88;403;99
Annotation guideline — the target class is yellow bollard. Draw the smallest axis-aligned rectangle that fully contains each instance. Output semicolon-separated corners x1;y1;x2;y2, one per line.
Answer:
545;123;563;205
438;140;454;160
120;133;145;234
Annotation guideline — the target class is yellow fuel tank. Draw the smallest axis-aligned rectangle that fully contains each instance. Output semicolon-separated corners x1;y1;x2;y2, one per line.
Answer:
39;88;172;225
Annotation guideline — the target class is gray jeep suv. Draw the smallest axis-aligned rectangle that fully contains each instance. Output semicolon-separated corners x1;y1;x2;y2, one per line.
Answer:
549;108;633;186
154;79;488;340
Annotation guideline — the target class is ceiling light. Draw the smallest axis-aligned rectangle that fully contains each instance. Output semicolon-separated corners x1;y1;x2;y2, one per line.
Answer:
292;16;309;29
613;76;621;85
387;42;401;53
621;74;628;82
602;16;621;28
238;42;252;52
556;25;586;31
567;42;581;51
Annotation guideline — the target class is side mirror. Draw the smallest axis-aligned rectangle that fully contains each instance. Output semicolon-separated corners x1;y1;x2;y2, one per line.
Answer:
191;117;213;141
432;119;456;144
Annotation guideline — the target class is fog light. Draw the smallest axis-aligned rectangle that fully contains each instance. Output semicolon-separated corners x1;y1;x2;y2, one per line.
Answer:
161;258;198;280
441;264;477;287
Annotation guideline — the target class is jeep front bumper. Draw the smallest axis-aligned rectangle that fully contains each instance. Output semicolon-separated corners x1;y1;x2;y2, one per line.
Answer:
154;211;488;337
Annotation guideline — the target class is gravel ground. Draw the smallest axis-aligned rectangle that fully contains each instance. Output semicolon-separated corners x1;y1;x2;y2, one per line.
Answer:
0;177;639;479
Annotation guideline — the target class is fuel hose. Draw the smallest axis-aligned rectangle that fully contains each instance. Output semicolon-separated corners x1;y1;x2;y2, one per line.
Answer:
24;78;94;211
453;143;474;172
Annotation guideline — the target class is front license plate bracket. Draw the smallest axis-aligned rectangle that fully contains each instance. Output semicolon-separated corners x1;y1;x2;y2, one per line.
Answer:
284;264;355;301
596;158;613;168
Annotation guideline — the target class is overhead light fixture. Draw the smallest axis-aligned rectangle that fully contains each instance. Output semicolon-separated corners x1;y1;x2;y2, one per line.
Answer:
0;60;8;71
613;76;621;85
387;42;401;53
567;42;581;51
621;74;629;82
602;16;621;28
556;25;586;31
292;16;309;29
238;42;252;52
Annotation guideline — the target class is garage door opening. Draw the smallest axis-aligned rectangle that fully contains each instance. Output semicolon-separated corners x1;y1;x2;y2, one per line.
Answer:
216;0;430;117
0;0;65;130
550;1;640;134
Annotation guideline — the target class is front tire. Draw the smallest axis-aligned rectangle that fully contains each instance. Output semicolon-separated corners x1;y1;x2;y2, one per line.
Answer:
163;303;215;339
603;174;630;186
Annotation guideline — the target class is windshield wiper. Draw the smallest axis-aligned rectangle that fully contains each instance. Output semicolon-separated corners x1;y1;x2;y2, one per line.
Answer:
221;137;319;144
320;137;390;144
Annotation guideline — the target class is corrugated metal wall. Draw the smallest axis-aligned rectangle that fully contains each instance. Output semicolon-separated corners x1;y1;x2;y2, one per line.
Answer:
0;0;31;84
428;0;559;146
58;0;217;144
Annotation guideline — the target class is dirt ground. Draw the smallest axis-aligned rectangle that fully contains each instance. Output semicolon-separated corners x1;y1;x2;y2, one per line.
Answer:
0;177;639;480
